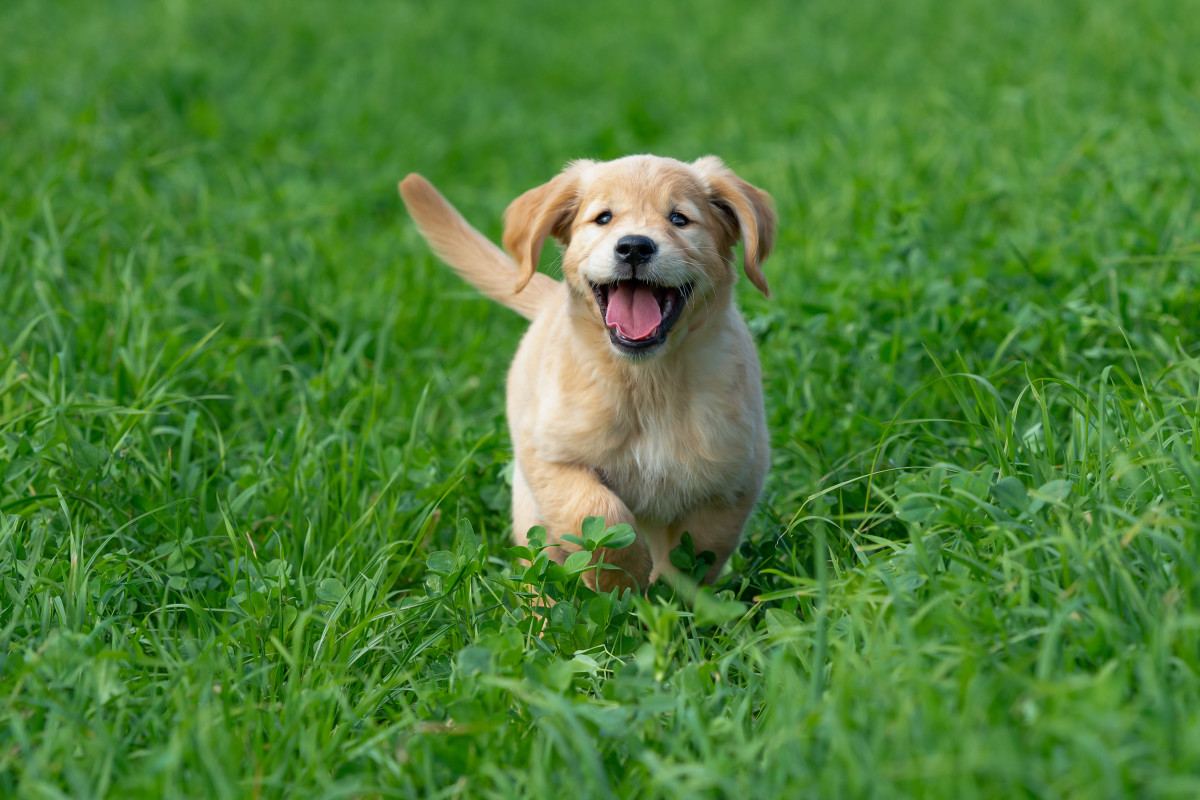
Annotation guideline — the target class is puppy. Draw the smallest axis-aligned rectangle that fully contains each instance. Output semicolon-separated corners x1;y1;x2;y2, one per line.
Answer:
399;155;775;591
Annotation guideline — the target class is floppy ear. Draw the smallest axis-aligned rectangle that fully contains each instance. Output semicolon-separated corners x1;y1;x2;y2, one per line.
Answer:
502;161;592;293
692;155;777;297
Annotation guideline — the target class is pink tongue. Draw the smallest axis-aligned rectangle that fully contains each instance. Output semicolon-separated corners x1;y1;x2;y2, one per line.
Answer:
605;283;663;340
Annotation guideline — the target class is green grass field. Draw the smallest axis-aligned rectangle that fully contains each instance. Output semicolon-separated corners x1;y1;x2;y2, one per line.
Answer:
3;0;1200;796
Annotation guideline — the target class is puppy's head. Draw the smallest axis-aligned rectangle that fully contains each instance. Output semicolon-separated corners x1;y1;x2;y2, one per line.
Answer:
503;155;776;358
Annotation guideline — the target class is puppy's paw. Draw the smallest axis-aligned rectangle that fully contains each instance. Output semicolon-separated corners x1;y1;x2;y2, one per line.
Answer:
589;547;652;593
586;532;651;593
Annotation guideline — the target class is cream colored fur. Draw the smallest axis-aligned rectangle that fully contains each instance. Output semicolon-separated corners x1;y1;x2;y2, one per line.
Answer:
399;155;776;590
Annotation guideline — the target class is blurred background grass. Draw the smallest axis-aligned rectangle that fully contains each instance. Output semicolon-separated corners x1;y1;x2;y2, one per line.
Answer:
3;0;1200;796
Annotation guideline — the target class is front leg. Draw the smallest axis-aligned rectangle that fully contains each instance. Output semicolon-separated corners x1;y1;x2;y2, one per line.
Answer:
649;490;758;586
515;450;652;592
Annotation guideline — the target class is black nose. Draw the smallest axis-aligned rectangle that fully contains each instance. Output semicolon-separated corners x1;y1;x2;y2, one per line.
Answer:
614;235;657;266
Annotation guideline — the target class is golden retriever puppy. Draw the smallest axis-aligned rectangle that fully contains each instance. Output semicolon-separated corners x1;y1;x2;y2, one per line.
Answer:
399;155;775;591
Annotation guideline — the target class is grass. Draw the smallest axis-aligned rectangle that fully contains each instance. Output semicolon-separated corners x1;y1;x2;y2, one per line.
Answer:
2;0;1200;796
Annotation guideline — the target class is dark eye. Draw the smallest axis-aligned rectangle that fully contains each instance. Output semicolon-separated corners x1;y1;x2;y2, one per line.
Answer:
595;211;613;225
669;212;690;227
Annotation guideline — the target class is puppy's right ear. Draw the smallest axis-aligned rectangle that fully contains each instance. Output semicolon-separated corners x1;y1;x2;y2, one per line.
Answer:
503;161;591;292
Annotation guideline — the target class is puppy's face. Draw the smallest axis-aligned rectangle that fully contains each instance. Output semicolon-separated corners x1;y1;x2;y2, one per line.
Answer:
503;155;776;358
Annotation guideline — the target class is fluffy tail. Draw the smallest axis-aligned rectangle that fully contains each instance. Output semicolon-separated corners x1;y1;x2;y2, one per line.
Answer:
399;174;560;321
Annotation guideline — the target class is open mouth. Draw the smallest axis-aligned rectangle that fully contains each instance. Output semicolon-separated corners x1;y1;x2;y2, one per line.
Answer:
590;279;692;354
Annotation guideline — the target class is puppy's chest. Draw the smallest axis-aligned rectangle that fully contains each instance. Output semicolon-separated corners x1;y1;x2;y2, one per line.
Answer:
593;409;744;523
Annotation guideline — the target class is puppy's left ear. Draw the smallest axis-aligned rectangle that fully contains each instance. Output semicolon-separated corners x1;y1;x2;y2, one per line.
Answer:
502;160;592;293
693;156;777;297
